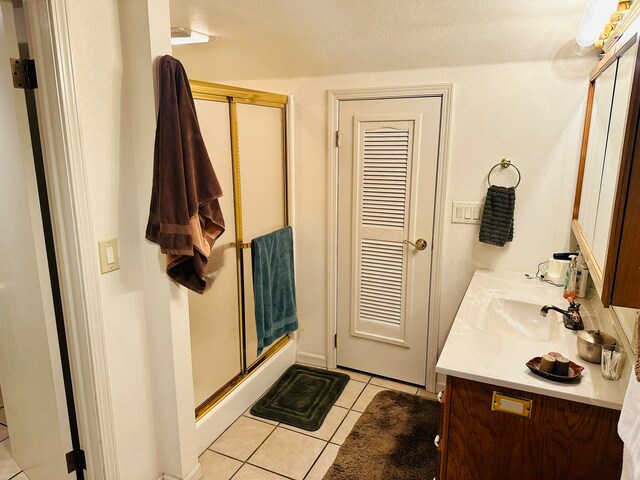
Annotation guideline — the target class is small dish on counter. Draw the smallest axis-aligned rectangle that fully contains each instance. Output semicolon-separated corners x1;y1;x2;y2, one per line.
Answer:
526;354;585;383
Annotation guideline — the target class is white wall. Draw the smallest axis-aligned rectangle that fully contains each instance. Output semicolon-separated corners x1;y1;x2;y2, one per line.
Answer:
65;2;157;477
175;56;594;366
66;1;199;479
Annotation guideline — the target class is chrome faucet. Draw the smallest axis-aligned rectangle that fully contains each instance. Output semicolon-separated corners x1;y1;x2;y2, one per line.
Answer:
540;301;584;331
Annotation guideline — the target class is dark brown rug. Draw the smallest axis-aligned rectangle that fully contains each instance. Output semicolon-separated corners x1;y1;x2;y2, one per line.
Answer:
324;390;439;480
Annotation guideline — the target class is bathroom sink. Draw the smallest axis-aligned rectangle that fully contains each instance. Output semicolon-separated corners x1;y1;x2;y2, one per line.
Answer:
466;296;564;341
437;269;629;411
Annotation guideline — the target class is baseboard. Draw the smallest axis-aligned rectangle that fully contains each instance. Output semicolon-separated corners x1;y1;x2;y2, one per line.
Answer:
195;340;296;454
296;351;326;368
159;462;203;480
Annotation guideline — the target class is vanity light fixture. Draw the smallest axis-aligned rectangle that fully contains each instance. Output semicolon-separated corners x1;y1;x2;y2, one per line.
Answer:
171;27;213;45
576;0;620;48
575;0;633;51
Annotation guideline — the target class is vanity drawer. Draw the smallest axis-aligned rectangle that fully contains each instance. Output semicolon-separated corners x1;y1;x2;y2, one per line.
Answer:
442;376;622;480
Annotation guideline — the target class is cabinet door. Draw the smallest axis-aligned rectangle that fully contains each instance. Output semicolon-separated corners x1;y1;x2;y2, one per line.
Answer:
445;377;622;480
610;148;640;307
436;384;450;480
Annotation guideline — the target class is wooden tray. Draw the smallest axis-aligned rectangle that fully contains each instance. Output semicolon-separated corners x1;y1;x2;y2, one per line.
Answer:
526;354;584;383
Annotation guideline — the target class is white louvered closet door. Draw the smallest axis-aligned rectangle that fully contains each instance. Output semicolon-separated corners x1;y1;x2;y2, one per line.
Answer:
337;97;441;385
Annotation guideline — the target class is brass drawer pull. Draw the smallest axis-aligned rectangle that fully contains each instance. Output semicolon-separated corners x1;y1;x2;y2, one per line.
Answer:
491;391;533;418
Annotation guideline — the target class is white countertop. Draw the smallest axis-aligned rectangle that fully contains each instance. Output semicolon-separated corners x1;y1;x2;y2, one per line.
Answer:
436;269;629;410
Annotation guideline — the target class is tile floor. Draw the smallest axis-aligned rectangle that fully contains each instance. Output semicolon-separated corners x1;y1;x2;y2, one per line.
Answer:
200;366;437;480
0;389;29;480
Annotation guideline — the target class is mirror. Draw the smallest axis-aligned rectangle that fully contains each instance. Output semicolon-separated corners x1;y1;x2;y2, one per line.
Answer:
574;37;638;289
574;34;640;345
578;60;616;261
594;42;636;270
579;41;637;273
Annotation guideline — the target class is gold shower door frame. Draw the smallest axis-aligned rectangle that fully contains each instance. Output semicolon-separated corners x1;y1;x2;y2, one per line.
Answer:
190;80;291;421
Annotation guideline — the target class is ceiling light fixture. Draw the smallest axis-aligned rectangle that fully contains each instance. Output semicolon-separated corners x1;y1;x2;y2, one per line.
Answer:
171;27;212;46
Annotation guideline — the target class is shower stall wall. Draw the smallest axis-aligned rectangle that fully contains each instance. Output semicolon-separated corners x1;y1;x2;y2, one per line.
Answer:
187;81;291;420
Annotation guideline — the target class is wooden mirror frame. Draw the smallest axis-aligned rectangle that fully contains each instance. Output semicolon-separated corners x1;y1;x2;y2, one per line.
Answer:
572;33;640;307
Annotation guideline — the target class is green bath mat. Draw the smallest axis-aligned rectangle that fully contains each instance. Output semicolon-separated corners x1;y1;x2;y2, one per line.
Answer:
250;365;350;431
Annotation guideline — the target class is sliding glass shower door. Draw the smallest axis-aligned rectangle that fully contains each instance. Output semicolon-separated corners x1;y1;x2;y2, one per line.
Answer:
237;102;287;367
188;99;241;408
187;82;290;419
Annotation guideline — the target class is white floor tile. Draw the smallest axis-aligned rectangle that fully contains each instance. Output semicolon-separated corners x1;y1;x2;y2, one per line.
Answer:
8;473;28;480
280;406;348;441
0;425;7;443
369;377;419;394
333;380;366;409
232;464;288;480
304;443;340;480
248;427;326;480
200;450;242;480
351;384;388;412
330;368;371;383
210;417;275;462
0;409;5;426
0;439;20;480
329;410;362;446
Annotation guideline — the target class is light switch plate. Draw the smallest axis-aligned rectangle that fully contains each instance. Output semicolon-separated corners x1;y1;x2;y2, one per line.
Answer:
98;238;120;274
451;201;484;224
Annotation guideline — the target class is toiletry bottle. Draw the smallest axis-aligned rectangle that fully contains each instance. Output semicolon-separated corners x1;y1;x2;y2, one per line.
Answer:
564;255;578;298
575;267;583;297
577;264;589;298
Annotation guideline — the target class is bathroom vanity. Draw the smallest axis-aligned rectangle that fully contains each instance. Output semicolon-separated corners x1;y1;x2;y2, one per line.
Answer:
436;270;629;480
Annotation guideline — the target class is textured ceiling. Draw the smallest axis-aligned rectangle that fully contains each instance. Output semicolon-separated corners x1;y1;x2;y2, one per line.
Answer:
169;0;592;80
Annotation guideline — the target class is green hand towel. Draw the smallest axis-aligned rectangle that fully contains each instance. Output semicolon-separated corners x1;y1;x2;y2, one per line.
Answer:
251;226;298;355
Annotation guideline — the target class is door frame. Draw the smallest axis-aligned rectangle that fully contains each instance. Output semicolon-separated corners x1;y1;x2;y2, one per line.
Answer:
326;84;453;391
16;1;118;478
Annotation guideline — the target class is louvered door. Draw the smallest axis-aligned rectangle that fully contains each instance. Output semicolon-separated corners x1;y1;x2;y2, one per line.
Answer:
337;98;441;385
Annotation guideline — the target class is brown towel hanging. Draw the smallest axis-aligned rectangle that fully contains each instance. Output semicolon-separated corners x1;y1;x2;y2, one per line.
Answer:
145;55;225;293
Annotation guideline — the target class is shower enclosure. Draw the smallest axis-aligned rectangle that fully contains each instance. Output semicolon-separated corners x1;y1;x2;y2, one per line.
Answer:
187;81;291;420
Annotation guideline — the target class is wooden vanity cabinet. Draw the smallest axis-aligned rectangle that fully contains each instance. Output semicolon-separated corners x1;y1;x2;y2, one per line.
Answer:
436;376;623;480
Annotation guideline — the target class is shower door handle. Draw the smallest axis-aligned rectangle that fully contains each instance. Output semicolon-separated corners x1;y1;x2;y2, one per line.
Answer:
403;238;427;251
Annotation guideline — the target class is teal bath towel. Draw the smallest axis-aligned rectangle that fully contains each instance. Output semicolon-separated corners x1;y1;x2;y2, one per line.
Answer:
251;226;298;355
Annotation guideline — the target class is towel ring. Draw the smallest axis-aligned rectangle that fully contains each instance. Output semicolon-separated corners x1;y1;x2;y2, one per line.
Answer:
487;158;521;188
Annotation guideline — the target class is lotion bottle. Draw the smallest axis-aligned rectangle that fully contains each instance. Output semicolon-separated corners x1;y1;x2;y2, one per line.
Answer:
564;255;578;297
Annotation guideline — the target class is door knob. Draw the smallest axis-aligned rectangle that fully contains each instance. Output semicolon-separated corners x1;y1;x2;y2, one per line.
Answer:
403;238;428;250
